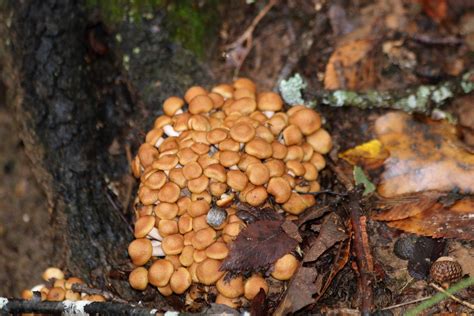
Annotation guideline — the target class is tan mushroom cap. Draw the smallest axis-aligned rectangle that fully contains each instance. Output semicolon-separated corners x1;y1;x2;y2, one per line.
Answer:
192;214;210;232
210;181;228;197
169;168;187;188
166;255;182;270
223;222;242;238
191;143;210;155
193;248;208;263
229;122;256;143
233;78;257;94
138;143;158;168
286;160;305;176
163;96;185;116
196;258;225;285
267;113;288;135
246;163;270;185
203;163;227;183
179;245;195;267
255;125;274;143
289;108;322;135
192;227;217;250
306;128;333;154
170;267;192;294
205;242;229;260
189;95;214;115
282;125;303;146
188;115;211;132
154;203;179;220
302;162;318;181
250;110;268;124
271;253;299;280
238;154;261;172
228;98;257;116
42;267;65;282
245;137;272;159
154;115;173;129
129;267;149;290
174;112;191;132
215;294;241;309
264;159;286;177
142;170;167;190
244;275;269;300
184;86;207;103
270;141;287;160
285;145;304;161
186;197;209;217
257;91;283;111
177;196;191;215
282;192;316;215
209;92;225;108
65;277;84;290
216;274;244;299
158;219;179;237
234;88;256;100
158;284;173;296
178;214;193;234
192;191;212;203
131;156;142;178
219;138;240;151
47;287;66;301
286;104;306;116
177;148;199;165
145;128;164;146
128;238;152;266
153;154;179;170
245;186;268;206
160;137;179;152
162;234;185;255
148;259;174;287
157;182;181;203
301;143;314;161
282;174;296;188
218;150;241;168
267;177;292;203
207;128;228;144
65;290;81;301
182;161;202;180
212;84;234;99
226;170;249;192
134;215;156;238
310;152;326;170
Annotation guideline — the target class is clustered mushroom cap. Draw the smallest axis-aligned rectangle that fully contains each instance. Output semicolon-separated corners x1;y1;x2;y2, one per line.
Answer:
128;77;332;304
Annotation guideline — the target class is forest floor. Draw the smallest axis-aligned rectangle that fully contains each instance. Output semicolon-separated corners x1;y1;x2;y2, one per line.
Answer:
0;0;473;314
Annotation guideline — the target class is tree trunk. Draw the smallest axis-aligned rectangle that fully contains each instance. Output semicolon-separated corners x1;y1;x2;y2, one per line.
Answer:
0;0;212;299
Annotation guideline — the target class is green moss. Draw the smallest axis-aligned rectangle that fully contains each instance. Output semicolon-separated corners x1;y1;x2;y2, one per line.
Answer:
85;0;219;57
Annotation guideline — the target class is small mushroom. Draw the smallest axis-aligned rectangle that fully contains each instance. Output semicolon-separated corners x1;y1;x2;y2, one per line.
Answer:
289;108;321;135
271;254;299;280
205;242;229;260
227;170;249;192
245;137;273;159
47;287;66;301
196;258;224;285
188;199;210;217
179;245;195;267
161;234;185;255
257;92;283;112
148;259;174;287
192;227;217;250
158;219;179;237
229;122;256;143
129;267;149;290
154;203;179;220
216;274;244;299
306;128;333;154
244;275;268;300
267;177;292;203
163;96;185;116
170;267;192;294
128;238;153;266
184;86;207;103
215;294;241;309
189;95;214;114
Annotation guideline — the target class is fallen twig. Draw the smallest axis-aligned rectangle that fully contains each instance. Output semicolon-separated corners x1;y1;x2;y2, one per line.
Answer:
328;161;374;314
380;296;431;311
305;71;474;113
429;282;474;310
224;0;278;76
0;297;160;315
71;283;128;304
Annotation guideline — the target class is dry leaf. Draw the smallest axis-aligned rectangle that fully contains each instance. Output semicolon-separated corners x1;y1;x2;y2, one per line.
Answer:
221;219;298;274
375;112;474;198
304;213;348;262
339;139;389;170
274;267;318;315
324;39;374;90
418;0;447;23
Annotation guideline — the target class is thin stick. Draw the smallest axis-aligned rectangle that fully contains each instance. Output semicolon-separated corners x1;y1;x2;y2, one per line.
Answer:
380;296;431;311
429;282;474;310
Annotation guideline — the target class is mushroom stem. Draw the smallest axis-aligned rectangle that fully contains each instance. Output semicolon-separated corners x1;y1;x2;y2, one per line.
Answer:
263;111;275;118
147;227;163;241
163;125;180;137
175;109;184;115
31;284;45;292
229;165;239;170
155;137;164;148
151;241;165;257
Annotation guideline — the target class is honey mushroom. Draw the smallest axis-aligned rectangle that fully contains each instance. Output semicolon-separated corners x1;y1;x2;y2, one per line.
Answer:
129;77;332;305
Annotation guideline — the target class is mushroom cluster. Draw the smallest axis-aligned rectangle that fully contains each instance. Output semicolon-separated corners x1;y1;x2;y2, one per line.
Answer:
21;267;105;302
129;78;331;307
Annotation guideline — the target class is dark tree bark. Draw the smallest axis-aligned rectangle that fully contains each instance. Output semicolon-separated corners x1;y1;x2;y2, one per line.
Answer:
0;0;212;300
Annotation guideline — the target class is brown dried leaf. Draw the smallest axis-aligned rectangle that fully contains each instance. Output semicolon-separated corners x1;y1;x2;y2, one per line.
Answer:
221;220;298;274
274;267;318;315
304;213;348;262
375;112;474;197
386;197;474;240
324;39;374;90
281;220;303;243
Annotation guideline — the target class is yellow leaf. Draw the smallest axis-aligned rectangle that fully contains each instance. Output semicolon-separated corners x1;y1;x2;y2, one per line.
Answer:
339;139;389;169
